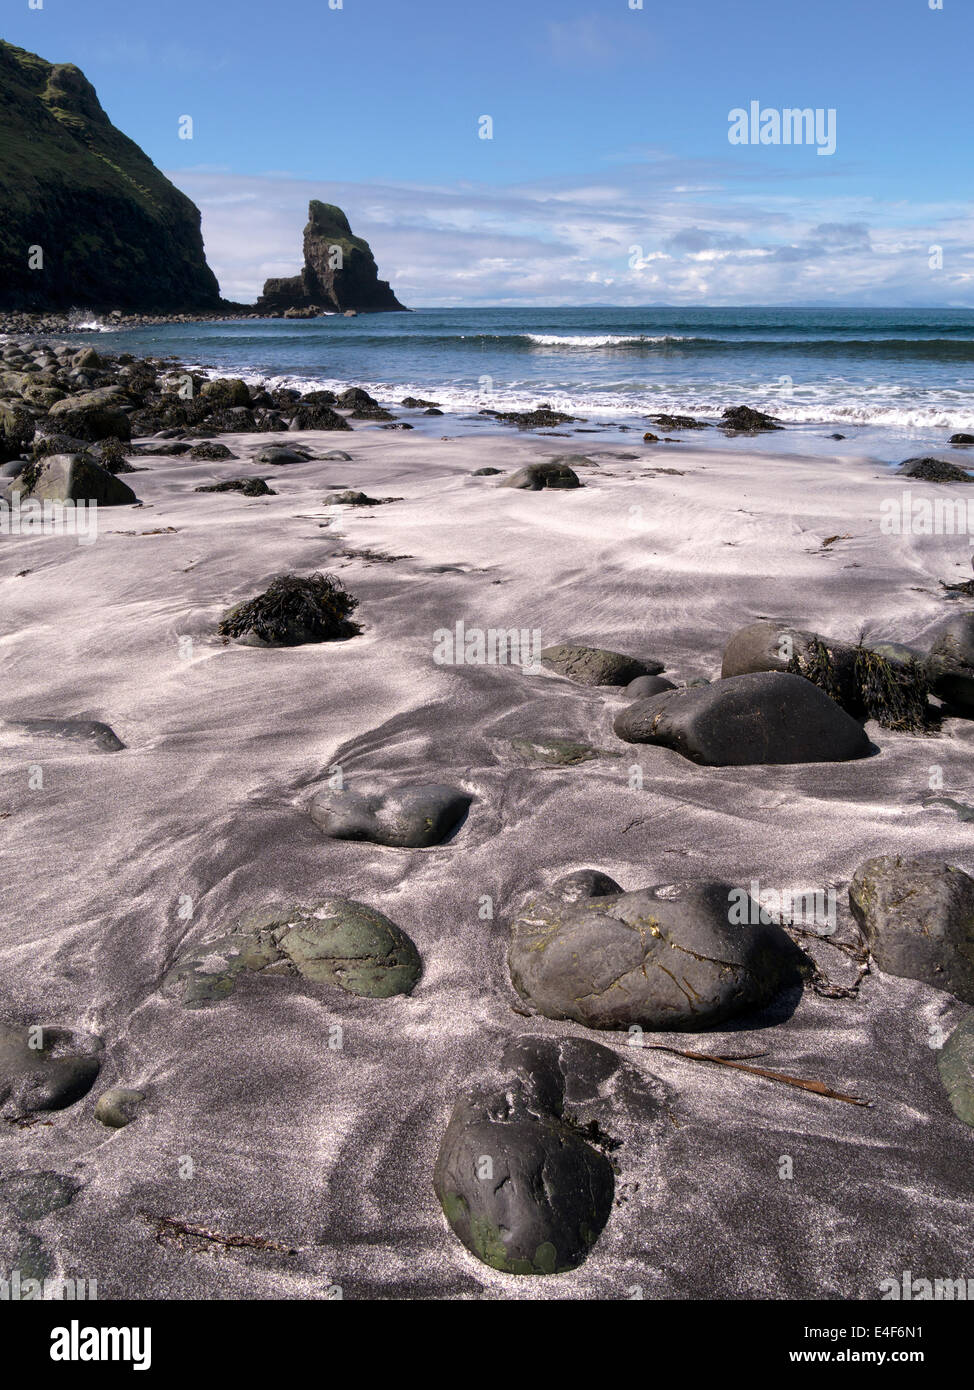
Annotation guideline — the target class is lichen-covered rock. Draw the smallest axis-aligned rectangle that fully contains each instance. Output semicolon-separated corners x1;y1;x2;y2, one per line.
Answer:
93;1087;145;1129
500;462;581;490
199;378;251;408
508;873;809;1030
310;782;471;848
0;1024;102;1118
510;736;599;766
19;454;138;506
162;900;421;1007
614;671;871;765
47;388;132;441
541;643;664;687
849;856;974;1003
0;403;34;462
433;1037;621;1274
938;1017;974;1127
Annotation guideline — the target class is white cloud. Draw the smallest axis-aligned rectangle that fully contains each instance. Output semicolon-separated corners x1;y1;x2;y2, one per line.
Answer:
168;165;974;307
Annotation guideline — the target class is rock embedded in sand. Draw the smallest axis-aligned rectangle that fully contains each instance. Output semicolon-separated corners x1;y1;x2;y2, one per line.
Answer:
510;736;600;766
0;1024;103;1119
849;856;974;1003
938;1017;974;1127
472;467;502;476
2;717;125;752
276;900;422;998
625;674;676;698
649;413;709;431
19;454;138;506
163;900;422;1006
0;1170;79;1219
541;643;664;687
310;782;471;848
614;671;872;765
949;433;974;446
898;456;972;483
195;478;275;497
324;489;382;506
94;1087;145;1129
508;873;809;1031
189;442;235;461
499;461;581;490
433;1038;618;1274
253;444;311;465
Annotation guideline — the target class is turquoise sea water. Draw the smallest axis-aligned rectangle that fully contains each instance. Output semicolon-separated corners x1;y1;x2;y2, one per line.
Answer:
65;306;974;459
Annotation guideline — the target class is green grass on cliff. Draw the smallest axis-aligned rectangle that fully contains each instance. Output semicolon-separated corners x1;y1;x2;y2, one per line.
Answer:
0;39;221;311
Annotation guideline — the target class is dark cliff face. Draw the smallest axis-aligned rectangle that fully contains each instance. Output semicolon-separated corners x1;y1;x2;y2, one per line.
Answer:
0;41;222;312
256;200;407;314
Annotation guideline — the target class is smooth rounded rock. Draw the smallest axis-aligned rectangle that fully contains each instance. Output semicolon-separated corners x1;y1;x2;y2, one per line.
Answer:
94;1088;145;1129
542;643;664;687
508;876;809;1031
614;671;872;765
310;782;471;848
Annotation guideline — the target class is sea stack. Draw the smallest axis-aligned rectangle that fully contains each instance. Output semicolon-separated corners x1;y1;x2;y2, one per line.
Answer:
256;200;407;315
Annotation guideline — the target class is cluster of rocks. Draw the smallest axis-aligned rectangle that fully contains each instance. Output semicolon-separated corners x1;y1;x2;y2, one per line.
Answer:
0;336;431;508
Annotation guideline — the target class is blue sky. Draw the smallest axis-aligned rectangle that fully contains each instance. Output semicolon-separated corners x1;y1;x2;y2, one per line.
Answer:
4;0;972;305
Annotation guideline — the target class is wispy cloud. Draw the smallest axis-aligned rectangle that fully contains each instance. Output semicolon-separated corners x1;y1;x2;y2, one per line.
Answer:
170;163;974;307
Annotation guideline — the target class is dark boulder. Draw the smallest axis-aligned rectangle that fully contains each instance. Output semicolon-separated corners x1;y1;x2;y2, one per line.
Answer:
849;856;974;1003
542;643;664;687
500;461;581;490
189;442;235;461
614;671;872;765
721;405;782;433
433;1038;619;1274
625;674;677;698
898;456;972;483
508;872;809;1031
18;453;137;505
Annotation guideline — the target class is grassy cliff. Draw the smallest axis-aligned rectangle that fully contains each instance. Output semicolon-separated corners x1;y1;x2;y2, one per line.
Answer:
0;40;222;311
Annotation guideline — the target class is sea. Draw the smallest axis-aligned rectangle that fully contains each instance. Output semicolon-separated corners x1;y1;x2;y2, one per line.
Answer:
65;306;974;461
